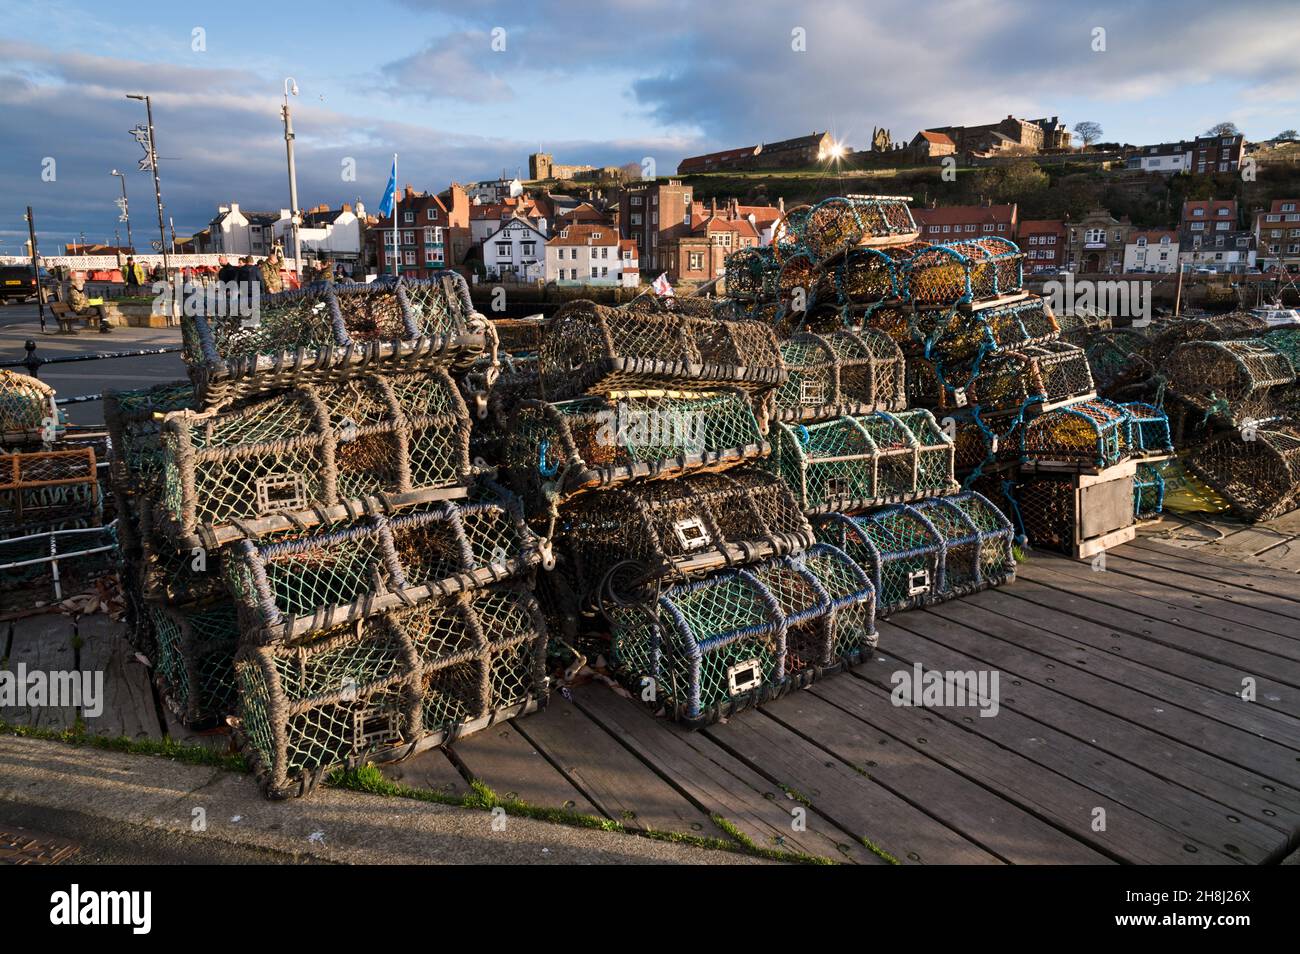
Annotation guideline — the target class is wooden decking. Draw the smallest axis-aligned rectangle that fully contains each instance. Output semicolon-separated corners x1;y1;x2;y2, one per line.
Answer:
3;534;1299;864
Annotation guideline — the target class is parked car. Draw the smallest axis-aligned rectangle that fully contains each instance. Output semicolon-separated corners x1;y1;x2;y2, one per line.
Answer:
0;264;43;303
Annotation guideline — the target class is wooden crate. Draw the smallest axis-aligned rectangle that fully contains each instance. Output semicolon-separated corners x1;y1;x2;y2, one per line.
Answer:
1013;460;1136;559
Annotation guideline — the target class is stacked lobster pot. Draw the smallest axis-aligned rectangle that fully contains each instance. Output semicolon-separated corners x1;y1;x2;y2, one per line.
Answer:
1161;327;1300;521
722;197;1014;646
510;298;880;726
107;275;553;797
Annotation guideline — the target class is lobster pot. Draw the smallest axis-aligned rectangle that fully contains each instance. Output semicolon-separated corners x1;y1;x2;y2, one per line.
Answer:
136;499;225;604
814;492;1014;615
836;242;929;307
610;544;874;726
971;342;1096;415
1120;402;1173;456
1086;329;1156;397
904;237;1024;306
0;447;101;538
769;409;956;513
1009;463;1136;558
1055;310;1113;346
507;390;766;507
1187;424;1300;522
724;247;780;301
225;494;538;644
409;585;548;745
1261;328;1300;371
1134;461;1165;520
236;584;547;799
104;381;197;500
472;353;541;467
0;369;59;445
773;196;919;264
158;370;473;547
560;468;814;608
539;300;785;399
182;274;487;407
148;598;239;727
235;614;421;799
769;330;906;422
950;412;1022;475
1162;338;1295;424
1021;398;1128;471
491;316;548;355
773;253;828;324
913;293;1059;363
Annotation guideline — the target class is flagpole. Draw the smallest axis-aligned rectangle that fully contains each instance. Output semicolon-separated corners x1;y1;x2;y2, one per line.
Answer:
391;153;398;278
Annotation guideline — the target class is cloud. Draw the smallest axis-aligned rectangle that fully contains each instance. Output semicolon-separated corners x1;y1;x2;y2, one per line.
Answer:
376;31;514;102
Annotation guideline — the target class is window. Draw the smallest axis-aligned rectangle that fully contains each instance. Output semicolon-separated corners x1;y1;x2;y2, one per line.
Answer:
424;228;434;243
591;267;598;278
942;225;951;233
1269;244;1280;254
1289;244;1300;254
601;267;608;277
631;214;642;225
403;250;415;265
966;224;976;233
403;211;414;223
1272;230;1283;238
1085;228;1105;243
570;269;577;280
1217;208;1230;216
1029;236;1039;245
1237;238;1249;248
1282;203;1296;212
1192;208;1205;217
631;196;643;206
997;224;1006;232
983;224;994;233
1267;214;1282;222
1113;231;1123;242
1215;222;1229;231
522;242;535;255
426;209;438;221
403;230;414;244
592;232;602;240
689;252;703;270
1136;237;1147;246
1190;223;1205;231
496;243;511;256
1047;235;1056;244
651;212;658;225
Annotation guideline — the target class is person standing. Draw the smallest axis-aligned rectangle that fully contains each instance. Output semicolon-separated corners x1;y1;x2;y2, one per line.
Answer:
123;256;144;292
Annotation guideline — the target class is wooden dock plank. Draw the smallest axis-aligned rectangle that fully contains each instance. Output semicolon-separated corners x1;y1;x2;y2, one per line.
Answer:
759;690;1113;864
1120;540;1300;600
382;746;471;801
961;579;1300;722
1;615;78;730
450;722;598;815
77;616;160;741
1017;558;1300;672
512;693;724;838
1248;539;1300;574
900;603;1300;833
1102;554;1300;628
1130;537;1300;586
575;685;883;864
812;668;1236;865
705;706;1001;864
867;624;1284;863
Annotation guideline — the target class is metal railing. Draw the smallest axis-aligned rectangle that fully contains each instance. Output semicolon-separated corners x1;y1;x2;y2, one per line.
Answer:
1;339;184;406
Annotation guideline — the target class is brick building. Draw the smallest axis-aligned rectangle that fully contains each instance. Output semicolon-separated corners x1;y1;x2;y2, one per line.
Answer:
665;198;761;284
365;183;471;277
619;179;694;272
1064;210;1134;273
1016;219;1066;271
912;203;1018;242
675;132;833;174
1254;199;1300;271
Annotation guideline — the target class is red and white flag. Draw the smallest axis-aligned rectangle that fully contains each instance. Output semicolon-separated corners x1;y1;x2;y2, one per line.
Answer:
651;272;674;297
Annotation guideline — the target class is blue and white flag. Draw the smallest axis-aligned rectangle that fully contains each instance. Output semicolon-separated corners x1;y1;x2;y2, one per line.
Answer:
377;156;397;217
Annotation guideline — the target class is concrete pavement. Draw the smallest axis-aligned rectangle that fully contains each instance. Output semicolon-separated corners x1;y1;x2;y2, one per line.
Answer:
0;302;186;427
0;735;765;865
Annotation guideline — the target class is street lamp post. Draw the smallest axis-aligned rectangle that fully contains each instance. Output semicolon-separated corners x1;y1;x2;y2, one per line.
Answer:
126;93;172;296
282;78;302;281
111;169;134;250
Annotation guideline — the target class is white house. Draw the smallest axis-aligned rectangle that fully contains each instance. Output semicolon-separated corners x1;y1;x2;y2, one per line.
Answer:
1123;230;1179;273
273;203;365;267
546;224;638;287
482;218;548;281
205;203;279;256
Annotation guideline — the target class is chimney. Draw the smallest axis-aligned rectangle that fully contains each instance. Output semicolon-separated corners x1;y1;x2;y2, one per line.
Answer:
342;203;351;213
404;185;415;200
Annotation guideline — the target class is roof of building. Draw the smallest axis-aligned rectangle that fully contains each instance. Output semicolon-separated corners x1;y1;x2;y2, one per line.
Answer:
915;130;956;147
547;223;619;246
1018;219;1065;233
1130;229;1178;243
482;217;548;243
1182;199;1237;220
620;239;638;255
761;132;829;152
913;204;1017;226
1261;199;1300;214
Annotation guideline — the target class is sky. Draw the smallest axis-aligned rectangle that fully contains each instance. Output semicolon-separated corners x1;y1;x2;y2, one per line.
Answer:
2;0;1298;250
